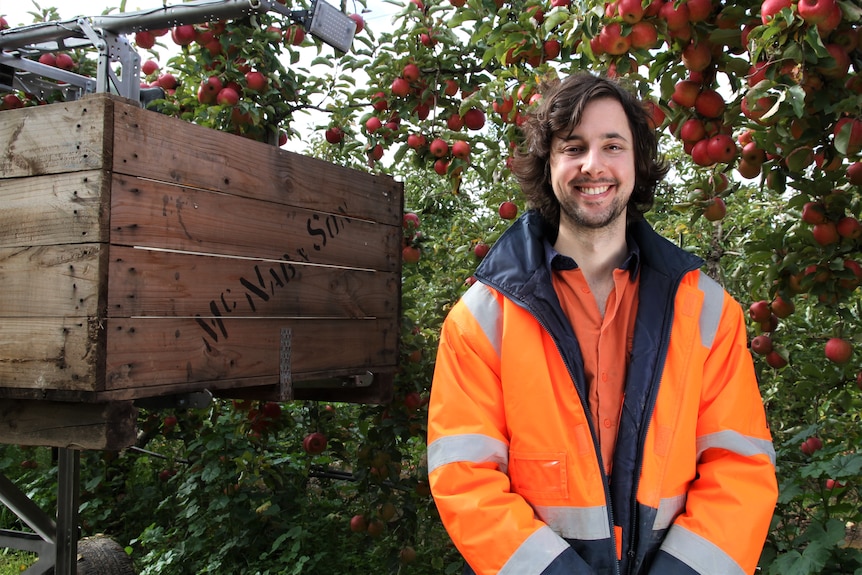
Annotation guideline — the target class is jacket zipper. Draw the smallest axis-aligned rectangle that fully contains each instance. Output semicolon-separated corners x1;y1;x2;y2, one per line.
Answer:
624;266;699;575
493;287;623;575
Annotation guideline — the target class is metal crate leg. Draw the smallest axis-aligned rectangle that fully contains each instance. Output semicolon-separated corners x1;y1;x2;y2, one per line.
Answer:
55;448;80;575
0;447;80;575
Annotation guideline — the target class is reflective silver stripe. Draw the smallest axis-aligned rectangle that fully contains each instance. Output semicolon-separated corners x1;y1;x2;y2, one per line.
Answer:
532;504;611;540
499;525;572;575
697;429;777;466
661;525;746;575
697;271;724;350
653;493;687;531
427;433;509;475
461;282;502;358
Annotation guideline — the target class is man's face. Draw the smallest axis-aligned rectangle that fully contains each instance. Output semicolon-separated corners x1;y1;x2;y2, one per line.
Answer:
548;97;636;232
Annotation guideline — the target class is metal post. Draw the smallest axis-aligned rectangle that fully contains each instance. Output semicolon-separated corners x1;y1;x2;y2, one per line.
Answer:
55;448;80;575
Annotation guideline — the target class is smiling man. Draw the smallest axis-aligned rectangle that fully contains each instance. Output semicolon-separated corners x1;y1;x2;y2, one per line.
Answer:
427;73;777;575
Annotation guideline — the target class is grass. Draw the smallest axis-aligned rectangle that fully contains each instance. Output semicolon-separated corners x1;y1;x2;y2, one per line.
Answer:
0;550;34;574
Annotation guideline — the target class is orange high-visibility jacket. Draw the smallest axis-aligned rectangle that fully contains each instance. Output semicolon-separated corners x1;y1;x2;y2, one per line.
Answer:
427;211;777;575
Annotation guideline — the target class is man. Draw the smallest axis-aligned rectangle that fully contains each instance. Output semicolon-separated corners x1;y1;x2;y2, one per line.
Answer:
426;73;777;575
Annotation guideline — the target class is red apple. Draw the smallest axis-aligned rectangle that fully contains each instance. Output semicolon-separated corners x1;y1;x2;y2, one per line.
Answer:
703;197;727;221
686;0;713;21
826;478;846;490
171;24;197;45
616;0;644;22
833;117;862;156
749;299;771;323
245;70;268;92
695;89;726;119
433;158;449;176
499;201;518;220
671;80;700;108
429;138;449;158
812;222;839;246
801;201;827;225
848;162;862;185
800;436;823;455
765;350;788;369
630;21;659;49
760;0;792;24
741;141;766;166
55;53;74;70
371;92;389;111
216;87;239;106
348;13;365;33
135;30;156;49
141;59;159;76
325;126;345;144
599;23;632;55
837;216;862;239
736;159;762;180
706;134;737;164
391;77;410;97
451;140;471;160
284;24;305;45
407;133;426;149
679;118;707;143
797;0;838;24
365;116;383;133
690;138;714;166
751;334;774;355
38;53;57;67
824;337;852;364
659;0;690;30
402;245;421;263
770;295;795;318
349;514;367;533
447;113;464;131
302;431;328;454
474;242;490;259
463;108;486;131
682;41;712;72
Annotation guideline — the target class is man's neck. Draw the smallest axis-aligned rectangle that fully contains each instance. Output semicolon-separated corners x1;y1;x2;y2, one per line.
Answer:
554;218;629;317
554;218;629;277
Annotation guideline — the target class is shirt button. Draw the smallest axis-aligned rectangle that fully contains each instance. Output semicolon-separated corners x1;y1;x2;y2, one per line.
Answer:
603;418;612;428
601;371;608;382
581;287;590;294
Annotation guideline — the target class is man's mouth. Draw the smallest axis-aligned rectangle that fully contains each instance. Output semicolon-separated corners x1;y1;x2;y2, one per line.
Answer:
577;185;611;196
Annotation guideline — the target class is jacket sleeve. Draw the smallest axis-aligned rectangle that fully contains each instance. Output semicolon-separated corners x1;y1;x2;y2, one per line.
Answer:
648;289;778;575
427;287;596;575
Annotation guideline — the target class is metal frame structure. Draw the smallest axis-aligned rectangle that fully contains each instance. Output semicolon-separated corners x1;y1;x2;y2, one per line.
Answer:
0;1;356;572
0;0;356;102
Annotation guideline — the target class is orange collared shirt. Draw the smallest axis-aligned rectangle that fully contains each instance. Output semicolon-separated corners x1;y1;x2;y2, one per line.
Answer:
551;260;639;475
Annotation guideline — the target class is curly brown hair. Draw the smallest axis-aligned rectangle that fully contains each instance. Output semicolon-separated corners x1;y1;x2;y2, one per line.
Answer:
511;73;669;231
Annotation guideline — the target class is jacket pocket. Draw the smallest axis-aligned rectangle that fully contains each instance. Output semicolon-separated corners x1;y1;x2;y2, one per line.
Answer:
509;451;567;499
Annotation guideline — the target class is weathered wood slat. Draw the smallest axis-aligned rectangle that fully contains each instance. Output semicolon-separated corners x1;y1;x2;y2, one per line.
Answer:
0;400;137;450
108;174;400;271
106;245;399;319
0;244;104;318
0;97;111;178
0;317;103;392
104;317;397;392
0;171;109;248
110;99;401;224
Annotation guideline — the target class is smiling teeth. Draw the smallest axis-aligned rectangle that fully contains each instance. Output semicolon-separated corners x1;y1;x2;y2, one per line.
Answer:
580;186;609;196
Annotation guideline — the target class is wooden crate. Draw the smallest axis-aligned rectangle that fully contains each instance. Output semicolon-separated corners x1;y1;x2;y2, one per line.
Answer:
0;93;402;406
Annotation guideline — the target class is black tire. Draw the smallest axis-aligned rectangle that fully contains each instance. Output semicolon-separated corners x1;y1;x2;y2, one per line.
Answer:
76;535;136;575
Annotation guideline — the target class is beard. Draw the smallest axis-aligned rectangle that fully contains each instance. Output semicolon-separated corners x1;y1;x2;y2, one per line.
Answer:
556;184;630;230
